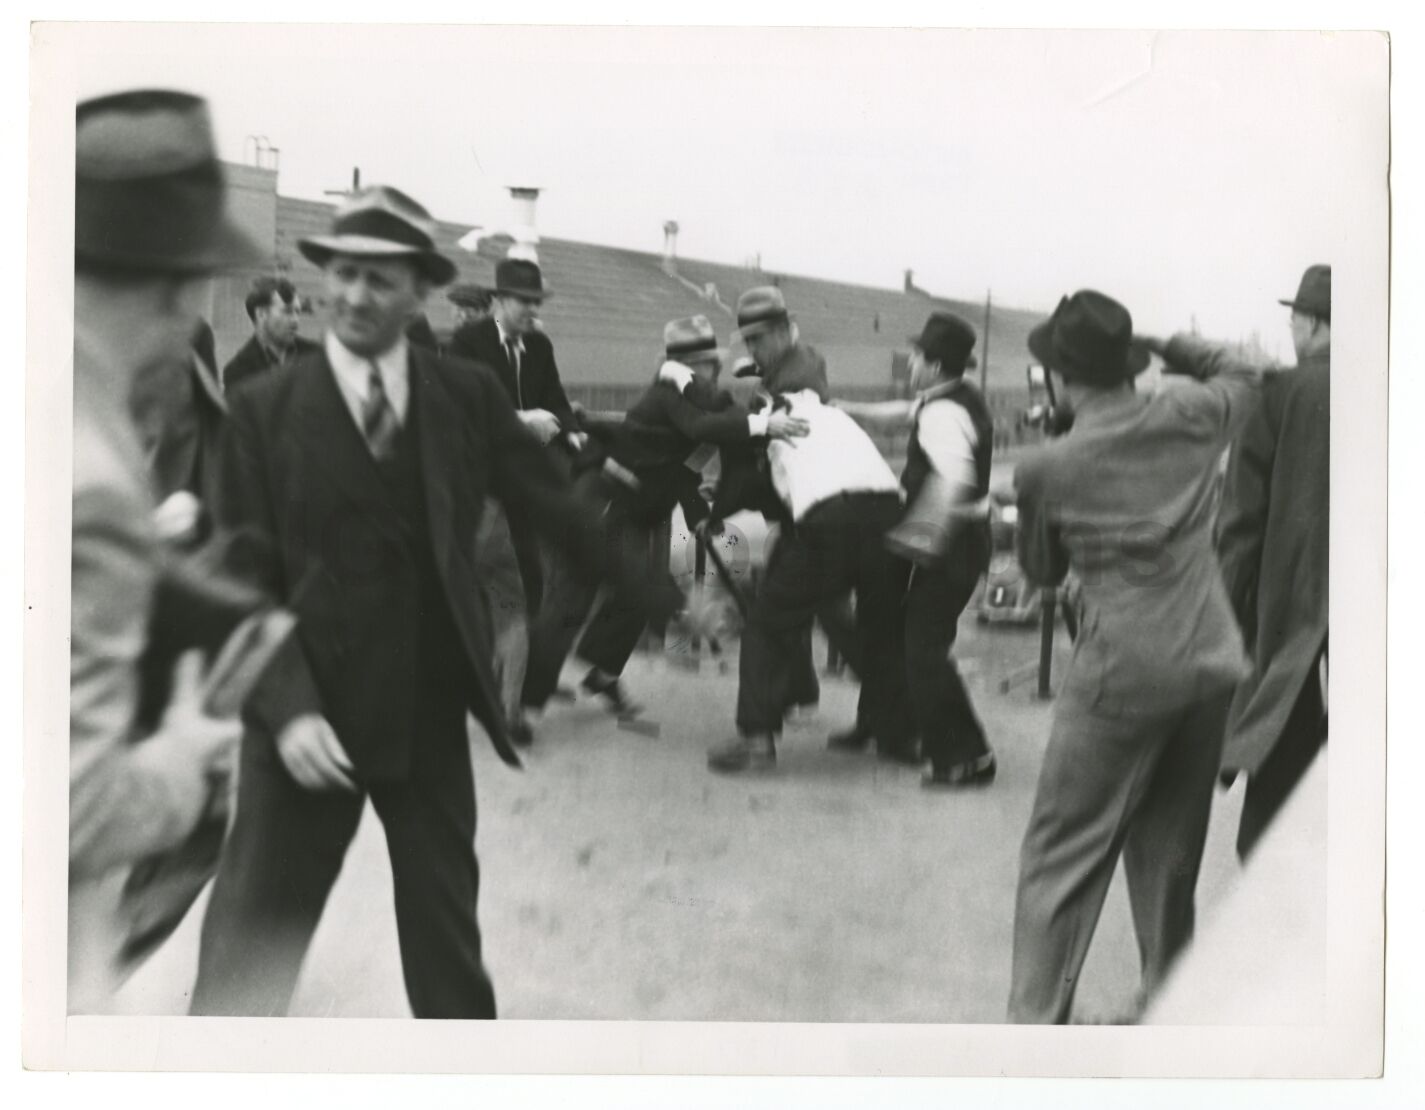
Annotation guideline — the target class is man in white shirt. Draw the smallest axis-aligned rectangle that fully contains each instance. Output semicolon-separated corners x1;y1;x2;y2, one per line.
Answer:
705;389;914;773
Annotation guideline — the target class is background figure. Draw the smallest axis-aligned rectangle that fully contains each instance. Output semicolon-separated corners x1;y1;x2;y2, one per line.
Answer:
448;258;586;618
525;315;808;722
446;282;492;355
222;275;319;394
69;89;263;1011
1217;265;1331;859
1007;292;1260;1024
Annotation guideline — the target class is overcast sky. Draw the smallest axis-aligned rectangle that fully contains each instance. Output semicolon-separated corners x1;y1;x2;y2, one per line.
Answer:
51;22;1387;358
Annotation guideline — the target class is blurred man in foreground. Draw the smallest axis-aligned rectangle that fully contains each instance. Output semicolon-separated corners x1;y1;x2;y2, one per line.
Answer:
69;89;264;1011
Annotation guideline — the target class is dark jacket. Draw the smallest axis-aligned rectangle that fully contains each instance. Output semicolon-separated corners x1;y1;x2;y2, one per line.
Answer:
607;377;756;526
221;333;321;395
1216;355;1329;774
447;315;577;430
219;344;682;777
130;327;228;510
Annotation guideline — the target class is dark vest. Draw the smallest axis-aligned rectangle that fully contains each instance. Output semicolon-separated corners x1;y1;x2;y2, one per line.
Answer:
373;386;473;717
901;377;994;505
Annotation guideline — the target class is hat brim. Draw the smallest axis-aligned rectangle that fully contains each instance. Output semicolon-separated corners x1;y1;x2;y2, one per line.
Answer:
735;314;791;342
1028;319;1151;382
494;284;551;301
299;235;457;286
82;214;270;276
907;335;978;369
667;347;727;366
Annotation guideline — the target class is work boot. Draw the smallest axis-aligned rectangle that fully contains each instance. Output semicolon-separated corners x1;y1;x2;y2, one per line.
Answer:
582;667;642;718
707;733;777;773
826;721;872;752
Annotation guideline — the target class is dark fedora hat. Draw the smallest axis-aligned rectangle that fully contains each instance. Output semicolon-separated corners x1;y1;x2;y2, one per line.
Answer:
75;89;266;274
910;311;978;372
735;285;792;341
494;257;550;300
1279;264;1331;321
299;185;457;286
664;315;726;364
1028;290;1151;387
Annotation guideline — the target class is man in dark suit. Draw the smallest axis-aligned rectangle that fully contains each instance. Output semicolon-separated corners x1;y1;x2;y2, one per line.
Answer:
188;187;689;1018
1217;265;1330;858
221;276;320;394
522;315;808;717
447;258;584;617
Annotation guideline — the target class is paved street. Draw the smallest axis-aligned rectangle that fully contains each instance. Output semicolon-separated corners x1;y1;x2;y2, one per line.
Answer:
117;615;1252;1023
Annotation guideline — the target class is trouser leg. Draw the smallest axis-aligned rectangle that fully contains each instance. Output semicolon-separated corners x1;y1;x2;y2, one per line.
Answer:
1238;661;1327;859
1120;693;1228;999
368;693;497;1019
576;517;660;679
523;572;598;709
190;727;365;1016
852;541;915;751
1007;701;1174;1024
905;563;989;773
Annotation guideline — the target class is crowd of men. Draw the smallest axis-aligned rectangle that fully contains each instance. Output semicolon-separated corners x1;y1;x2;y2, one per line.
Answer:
68;88;1330;1025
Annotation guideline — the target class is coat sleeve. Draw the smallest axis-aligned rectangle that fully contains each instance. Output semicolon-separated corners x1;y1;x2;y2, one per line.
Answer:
69;479;209;877
536;338;579;430
214;390;326;737
1162;334;1264;442
1216;377;1282;649
479;372;683;622
656;384;755;443
1013;459;1069;588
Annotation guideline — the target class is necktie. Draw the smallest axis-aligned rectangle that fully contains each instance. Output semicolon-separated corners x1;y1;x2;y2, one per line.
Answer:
505;339;523;407
362;360;400;461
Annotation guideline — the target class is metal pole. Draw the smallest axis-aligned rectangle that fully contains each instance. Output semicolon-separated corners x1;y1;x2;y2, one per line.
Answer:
981;289;991;393
1037;587;1056;699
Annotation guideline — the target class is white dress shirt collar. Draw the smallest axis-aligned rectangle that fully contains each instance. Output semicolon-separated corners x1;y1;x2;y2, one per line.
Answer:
324;331;411;427
495;320;525;353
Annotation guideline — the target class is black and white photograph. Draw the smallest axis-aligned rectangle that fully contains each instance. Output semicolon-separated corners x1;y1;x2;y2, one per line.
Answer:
19;11;1395;1085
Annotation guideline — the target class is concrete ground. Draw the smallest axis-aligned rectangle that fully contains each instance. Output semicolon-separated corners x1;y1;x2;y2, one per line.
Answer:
116;614;1256;1024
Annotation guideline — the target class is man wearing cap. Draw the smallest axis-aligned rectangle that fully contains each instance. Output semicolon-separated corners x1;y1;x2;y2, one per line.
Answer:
69;89;264;1010
222;276;320;395
836;311;997;788
1006;290;1261;1023
1217;265;1330;858
187;185;689;1019
524;316;809;717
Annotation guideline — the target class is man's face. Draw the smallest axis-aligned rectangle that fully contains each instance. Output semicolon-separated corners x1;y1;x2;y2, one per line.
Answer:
496;293;541;335
256;291;302;348
1289;309;1328;360
690;356;722;387
909;348;941;391
743;324;790;371
324;254;427;357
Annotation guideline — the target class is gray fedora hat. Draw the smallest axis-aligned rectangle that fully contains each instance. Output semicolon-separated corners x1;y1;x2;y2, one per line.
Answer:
299;185;457;286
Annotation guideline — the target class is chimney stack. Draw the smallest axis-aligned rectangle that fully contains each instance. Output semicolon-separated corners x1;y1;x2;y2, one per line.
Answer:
507;186;542;246
904;268;915;293
662;220;680;275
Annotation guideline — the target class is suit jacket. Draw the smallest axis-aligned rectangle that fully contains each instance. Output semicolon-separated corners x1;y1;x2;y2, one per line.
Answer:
220;343;681;776
221;333;322;395
1216;356;1329;773
447;315;577;429
1013;336;1260;719
131;344;228;509
608;377;755;525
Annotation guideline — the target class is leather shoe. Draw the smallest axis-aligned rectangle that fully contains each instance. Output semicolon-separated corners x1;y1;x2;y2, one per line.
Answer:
707;734;777;773
826;722;872;752
922;753;997;789
582;668;643;718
